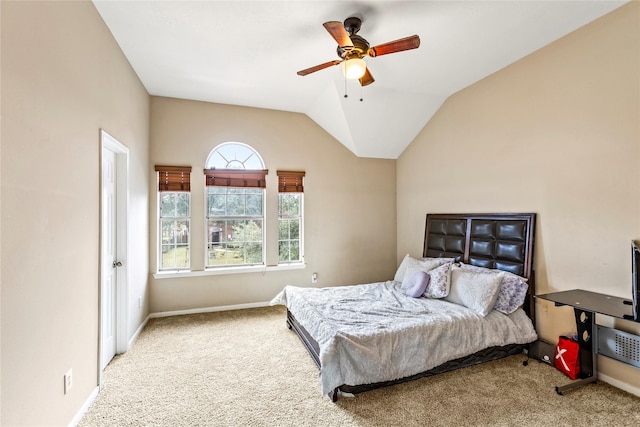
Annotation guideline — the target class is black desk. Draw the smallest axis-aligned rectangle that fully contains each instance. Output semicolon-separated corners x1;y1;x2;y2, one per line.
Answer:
535;289;633;394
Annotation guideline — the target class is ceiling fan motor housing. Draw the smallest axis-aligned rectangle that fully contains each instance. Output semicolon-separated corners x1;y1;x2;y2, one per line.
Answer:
337;35;370;59
343;17;362;35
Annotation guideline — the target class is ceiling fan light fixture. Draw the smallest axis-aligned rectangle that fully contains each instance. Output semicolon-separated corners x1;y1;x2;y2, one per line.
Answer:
342;57;366;80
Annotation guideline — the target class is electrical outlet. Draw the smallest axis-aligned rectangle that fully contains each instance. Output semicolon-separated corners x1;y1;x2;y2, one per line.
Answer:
64;369;73;394
311;272;318;284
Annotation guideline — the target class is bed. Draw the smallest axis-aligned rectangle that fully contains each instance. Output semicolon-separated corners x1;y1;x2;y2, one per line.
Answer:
271;212;537;401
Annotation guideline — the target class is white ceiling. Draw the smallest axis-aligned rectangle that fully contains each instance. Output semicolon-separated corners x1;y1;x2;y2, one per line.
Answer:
92;1;627;159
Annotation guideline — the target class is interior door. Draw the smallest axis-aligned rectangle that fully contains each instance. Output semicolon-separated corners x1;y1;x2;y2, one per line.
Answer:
101;146;118;370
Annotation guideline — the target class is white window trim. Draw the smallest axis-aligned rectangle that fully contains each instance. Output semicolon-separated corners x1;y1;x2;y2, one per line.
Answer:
152;262;305;279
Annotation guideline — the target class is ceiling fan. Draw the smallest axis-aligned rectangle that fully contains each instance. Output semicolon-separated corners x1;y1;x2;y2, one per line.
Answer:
297;17;420;86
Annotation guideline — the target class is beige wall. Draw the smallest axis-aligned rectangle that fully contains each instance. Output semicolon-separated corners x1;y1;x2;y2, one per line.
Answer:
397;3;640;391
2;1;639;424
149;97;397;313
1;1;150;425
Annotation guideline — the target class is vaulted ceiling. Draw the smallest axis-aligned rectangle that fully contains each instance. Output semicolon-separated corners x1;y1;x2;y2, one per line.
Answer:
93;1;627;159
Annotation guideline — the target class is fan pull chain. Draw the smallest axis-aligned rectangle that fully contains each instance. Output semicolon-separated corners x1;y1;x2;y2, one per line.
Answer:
344;79;364;102
342;79;364;102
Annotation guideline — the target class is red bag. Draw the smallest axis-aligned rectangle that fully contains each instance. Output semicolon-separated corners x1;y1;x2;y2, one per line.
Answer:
554;336;580;380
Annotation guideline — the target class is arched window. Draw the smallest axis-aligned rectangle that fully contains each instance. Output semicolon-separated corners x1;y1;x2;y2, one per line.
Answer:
204;143;267;267
205;142;265;170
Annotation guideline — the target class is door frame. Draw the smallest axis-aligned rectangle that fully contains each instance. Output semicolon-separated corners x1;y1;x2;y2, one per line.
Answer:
99;129;129;381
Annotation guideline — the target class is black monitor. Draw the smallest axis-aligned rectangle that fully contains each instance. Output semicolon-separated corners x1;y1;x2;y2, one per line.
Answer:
632;241;640;321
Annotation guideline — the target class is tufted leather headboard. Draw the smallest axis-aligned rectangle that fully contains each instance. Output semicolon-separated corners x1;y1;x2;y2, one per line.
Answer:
423;213;536;324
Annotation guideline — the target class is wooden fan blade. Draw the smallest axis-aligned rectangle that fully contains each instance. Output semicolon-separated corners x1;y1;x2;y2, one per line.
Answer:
297;60;342;76
323;21;353;48
368;35;420;57
359;67;375;86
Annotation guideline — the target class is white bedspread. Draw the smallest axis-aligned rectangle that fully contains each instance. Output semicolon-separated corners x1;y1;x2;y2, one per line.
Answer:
270;281;537;395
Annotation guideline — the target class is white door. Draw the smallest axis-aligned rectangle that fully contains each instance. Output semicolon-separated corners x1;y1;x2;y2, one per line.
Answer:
101;146;118;370
100;130;129;374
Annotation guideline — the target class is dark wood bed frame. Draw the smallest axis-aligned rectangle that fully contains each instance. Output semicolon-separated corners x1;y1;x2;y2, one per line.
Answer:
286;212;537;402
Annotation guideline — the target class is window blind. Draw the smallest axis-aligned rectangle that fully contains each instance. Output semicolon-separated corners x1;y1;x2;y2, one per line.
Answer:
154;165;192;192
277;170;305;193
204;169;268;188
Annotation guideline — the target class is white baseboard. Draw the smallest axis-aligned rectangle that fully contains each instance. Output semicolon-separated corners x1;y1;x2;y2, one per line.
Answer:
149;301;271;319
125;302;270;349
68;386;99;427
128;314;150;349
598;373;640;397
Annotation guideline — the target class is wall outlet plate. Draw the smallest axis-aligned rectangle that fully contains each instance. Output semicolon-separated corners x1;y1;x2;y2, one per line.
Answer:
64;369;73;394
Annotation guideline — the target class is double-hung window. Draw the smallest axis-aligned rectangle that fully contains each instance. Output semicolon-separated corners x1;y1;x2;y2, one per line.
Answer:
204;143;267;268
278;171;304;264
155;165;191;271
204;170;267;266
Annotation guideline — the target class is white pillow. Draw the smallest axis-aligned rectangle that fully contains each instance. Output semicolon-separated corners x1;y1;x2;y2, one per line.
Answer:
394;254;412;282
394;254;444;283
445;267;503;316
458;263;528;314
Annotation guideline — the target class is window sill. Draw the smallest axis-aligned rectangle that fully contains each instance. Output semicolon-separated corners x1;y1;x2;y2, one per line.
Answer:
153;263;306;279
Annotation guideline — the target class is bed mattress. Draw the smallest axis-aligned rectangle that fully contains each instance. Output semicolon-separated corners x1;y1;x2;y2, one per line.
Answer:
271;281;537;395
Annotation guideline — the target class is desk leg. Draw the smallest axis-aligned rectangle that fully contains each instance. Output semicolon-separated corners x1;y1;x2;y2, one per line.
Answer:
555;308;598;395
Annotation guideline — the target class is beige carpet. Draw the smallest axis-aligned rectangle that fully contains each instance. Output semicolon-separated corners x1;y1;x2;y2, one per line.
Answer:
79;306;640;426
